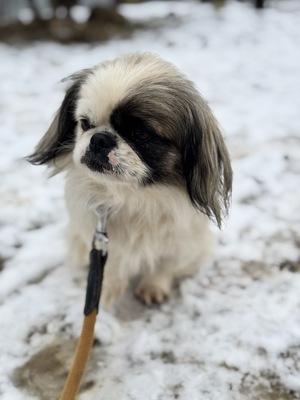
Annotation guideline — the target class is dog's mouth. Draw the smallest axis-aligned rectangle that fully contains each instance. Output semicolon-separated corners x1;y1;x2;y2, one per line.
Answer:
81;151;120;175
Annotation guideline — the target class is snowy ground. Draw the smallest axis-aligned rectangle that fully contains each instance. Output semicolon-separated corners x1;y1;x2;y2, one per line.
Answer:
1;1;300;399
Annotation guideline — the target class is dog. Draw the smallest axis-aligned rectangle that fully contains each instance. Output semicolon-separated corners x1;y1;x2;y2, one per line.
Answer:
28;52;232;306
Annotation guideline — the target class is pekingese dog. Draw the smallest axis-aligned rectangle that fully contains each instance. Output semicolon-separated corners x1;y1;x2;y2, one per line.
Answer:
28;52;232;306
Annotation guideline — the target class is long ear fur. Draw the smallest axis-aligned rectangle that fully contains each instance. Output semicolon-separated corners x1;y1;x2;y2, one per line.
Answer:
27;70;90;171
182;101;232;228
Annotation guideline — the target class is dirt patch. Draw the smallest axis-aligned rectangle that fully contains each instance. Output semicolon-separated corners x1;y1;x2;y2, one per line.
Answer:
150;350;177;364
242;261;271;281
240;373;298;400
279;258;300;273
169;383;184;399
27;221;44;231
0;255;6;272
13;340;75;400
0;7;134;44
12;338;104;400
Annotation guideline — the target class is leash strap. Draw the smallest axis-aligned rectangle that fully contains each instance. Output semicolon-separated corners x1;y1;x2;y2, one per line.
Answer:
84;243;107;315
59;207;108;400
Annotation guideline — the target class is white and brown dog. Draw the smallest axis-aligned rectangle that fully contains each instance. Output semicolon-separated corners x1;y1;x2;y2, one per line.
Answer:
28;52;232;306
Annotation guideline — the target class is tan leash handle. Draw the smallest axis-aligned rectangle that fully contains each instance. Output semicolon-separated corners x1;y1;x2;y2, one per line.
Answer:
59;309;97;400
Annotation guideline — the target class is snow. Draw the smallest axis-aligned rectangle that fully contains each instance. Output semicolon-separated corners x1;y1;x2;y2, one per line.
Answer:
1;1;300;399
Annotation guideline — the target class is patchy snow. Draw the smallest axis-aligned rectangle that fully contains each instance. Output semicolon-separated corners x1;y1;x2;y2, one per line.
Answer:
1;1;300;399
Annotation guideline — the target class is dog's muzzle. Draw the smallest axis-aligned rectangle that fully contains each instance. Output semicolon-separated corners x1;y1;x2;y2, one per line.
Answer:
81;132;119;174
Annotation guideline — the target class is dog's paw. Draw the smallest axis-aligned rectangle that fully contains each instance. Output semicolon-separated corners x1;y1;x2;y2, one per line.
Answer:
135;282;170;306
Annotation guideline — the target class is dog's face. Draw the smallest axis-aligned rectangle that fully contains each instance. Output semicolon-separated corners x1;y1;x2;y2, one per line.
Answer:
28;52;232;226
73;59;182;186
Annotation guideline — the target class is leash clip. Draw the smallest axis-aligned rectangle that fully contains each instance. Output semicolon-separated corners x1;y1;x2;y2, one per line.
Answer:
92;206;109;255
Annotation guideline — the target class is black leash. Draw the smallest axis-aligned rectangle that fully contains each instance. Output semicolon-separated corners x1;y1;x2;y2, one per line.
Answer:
84;224;108;315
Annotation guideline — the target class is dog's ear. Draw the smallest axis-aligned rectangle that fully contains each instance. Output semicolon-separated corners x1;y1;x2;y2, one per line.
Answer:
27;70;90;169
181;101;232;227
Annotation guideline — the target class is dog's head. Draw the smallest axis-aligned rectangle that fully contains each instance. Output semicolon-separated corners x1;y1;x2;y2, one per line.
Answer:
28;52;232;226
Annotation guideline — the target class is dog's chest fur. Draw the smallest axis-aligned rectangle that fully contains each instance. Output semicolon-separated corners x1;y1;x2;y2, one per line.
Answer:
65;168;211;276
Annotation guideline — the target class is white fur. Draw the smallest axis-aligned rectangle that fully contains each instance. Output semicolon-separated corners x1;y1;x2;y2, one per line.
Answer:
65;167;214;306
75;52;184;127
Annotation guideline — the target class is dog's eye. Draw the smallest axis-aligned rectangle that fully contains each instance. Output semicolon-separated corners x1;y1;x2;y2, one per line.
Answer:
132;129;150;141
80;118;91;132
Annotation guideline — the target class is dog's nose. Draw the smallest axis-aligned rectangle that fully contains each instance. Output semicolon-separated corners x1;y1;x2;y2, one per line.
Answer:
90;132;116;154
